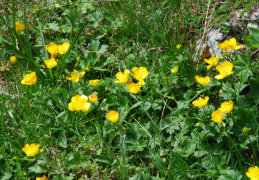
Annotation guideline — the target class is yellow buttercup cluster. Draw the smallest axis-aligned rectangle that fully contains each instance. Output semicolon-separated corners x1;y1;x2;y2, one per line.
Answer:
45;42;70;57
44;42;70;68
115;67;148;94
211;100;233;123
68;95;91;112
22;143;40;157
217;37;243;52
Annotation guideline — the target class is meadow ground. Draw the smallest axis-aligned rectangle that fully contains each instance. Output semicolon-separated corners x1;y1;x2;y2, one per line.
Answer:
1;0;259;179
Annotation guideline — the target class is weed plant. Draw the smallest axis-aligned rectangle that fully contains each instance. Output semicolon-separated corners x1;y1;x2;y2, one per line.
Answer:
0;0;259;179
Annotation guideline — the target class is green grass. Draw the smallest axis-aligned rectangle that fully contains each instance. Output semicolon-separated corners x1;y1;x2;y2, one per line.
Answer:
0;0;259;179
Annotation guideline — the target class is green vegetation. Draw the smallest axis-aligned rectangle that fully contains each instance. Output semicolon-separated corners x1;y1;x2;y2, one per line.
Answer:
1;0;259;179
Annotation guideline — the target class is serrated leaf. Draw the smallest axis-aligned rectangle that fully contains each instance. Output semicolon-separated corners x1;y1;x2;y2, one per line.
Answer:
88;40;100;51
28;164;42;173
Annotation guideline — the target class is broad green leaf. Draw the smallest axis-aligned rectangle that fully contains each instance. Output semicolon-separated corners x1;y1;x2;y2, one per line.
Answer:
91;154;113;164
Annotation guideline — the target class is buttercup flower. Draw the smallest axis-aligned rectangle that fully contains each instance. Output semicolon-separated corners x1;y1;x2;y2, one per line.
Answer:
36;175;48;180
217;37;243;52
67;69;85;83
171;66;179;73
192;96;209;107
107;110;119;123
10;56;17;64
128;83;140;94
22;143;40;157
215;61;233;80
211;110;224;123
21;72;37;85
46;42;59;56
44;58;57;69
218;100;233;113
15;22;25;33
131;67;148;81
68;95;91;112
204;54;219;69
89;79;101;86
246;166;259;180
219;89;223;94
243;127;249;133
89;94;98;102
115;69;131;85
176;44;182;49
58;42;70;55
195;75;210;85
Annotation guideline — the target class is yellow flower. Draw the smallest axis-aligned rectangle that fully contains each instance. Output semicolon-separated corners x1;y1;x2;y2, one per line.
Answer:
115;69;131;84
211;110;224;123
204;54;219;69
36;175;48;180
131;67;148;81
85;67;91;72
195;75;210;85
107;110;119;123
219;89;223;94
128;83;140;94
89;94;98;102
44;58;57;69
176;44;182;49
243;127;249;133
58;42;70;55
192;96;209;107
68;95;91;112
0;62;10;72
215;61;233;80
218;100;234;113
171;66;179;73
22;143;40;157
45;42;59;56
10;56;17;64
67;70;85;83
21;72;37;86
217;37;243;52
15;22;25;33
89;79;101;86
246;166;259;180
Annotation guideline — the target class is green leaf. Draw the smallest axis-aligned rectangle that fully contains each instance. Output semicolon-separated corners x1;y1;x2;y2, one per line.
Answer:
88;40;100;51
91;154;113;164
250;81;259;103
28;164;42;173
45;23;60;31
57;133;67;148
